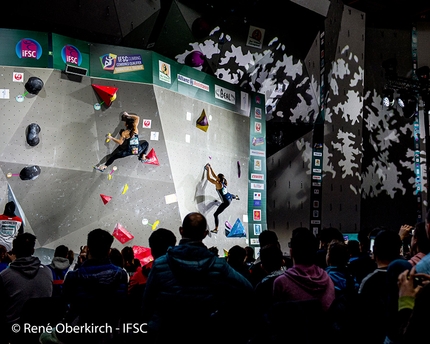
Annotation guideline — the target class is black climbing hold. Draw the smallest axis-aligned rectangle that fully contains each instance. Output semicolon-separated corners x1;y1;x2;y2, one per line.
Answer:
19;165;41;181
25;77;44;95
26;123;41;146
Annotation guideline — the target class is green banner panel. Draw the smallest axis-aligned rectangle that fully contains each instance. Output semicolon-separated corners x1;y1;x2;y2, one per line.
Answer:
152;52;178;92
51;33;90;74
248;94;267;247
0;29;49;68
89;44;153;83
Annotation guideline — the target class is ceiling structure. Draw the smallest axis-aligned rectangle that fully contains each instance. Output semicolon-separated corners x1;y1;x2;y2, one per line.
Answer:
1;1;429;50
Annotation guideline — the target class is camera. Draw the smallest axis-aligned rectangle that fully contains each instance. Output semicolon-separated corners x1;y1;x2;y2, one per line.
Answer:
413;276;424;288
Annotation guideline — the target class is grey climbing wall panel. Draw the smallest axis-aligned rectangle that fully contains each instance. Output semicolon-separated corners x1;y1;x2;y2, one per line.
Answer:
154;86;249;251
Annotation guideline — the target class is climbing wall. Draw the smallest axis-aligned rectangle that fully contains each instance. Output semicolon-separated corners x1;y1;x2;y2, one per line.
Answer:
0;66;249;258
0;67;177;254
154;87;250;251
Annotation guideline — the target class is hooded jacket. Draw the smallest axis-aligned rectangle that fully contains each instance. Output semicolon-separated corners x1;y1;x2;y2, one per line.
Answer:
0;256;53;323
273;264;335;311
142;239;253;341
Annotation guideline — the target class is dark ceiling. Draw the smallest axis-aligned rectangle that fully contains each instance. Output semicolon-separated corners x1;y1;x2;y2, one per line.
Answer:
1;1;429;49
344;0;430;29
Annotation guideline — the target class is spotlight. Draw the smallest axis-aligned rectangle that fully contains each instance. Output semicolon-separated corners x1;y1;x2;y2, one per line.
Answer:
382;89;394;108
397;90;409;108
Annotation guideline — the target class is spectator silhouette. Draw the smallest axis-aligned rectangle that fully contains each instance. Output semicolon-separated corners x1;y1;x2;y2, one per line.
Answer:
47;244;71;297
0;233;52;342
142;212;253;344
348;228;377;285
249;229;291;287
227;245;252;281
0;201;24;252
315;226;344;269
273;227;335;311
121;246;141;275
40;228;128;344
356;229;403;344
408;222;430;266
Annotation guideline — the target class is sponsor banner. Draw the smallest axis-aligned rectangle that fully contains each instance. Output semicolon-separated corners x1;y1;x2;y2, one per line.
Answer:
251;183;264;190
253;192;262;200
51;33;90;72
255;108;262;119
251;173;264;181
311;220;321;225
253;200;261;207
312;175;322;180
253;209;262;221
13;72;24;82
159;61;171;84
142;119;152;129
312;168;322;173
253;224;262;235
254;159;262;171
61;44;82;66
252;137;265;146
178;74;209;91
215;84;235;104
246;25;265;49
314;152;322;157
250;149;265;157
100;53;144;74
250;238;259;245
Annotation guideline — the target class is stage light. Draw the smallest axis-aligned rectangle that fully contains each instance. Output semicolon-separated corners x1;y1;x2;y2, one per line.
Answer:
382;89;394;108
397;90;409;108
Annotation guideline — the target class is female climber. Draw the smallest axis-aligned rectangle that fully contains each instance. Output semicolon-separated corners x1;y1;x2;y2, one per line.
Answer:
94;112;149;171
205;163;239;234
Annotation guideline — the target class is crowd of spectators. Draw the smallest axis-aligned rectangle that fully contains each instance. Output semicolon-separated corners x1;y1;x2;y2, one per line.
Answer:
1;210;430;344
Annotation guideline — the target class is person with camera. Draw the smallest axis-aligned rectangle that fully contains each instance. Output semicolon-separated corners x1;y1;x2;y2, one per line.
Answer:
396;266;430;343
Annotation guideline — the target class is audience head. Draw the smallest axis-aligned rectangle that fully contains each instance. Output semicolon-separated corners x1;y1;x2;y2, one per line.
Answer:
347;240;360;257
121;246;135;263
109;247;124;268
259;230;280;249
12;233;36;258
54;244;69;258
67;250;75;265
373;229;402;264
179;212;208;241
289;227;318;265
149;227;177;259
319;227;344;249
87;228;114;260
260;243;283;273
326;240;349;267
411;222;430;255
244;246;255;263
227;245;247;267
358;227;372;253
3;201;16;217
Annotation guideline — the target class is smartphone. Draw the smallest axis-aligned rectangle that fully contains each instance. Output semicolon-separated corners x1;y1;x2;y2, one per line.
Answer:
370;237;375;253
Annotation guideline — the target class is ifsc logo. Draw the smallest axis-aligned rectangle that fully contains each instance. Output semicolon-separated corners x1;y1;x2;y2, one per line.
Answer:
61;45;82;66
15;38;42;59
